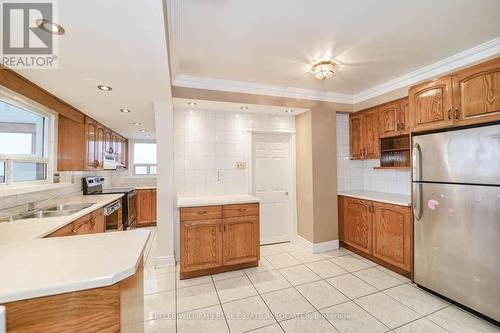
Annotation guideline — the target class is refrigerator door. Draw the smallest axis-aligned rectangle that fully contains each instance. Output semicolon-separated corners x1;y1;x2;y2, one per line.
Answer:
414;182;500;321
412;124;500;185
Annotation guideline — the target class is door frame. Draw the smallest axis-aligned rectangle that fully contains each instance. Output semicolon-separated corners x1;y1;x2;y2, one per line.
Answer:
246;128;297;244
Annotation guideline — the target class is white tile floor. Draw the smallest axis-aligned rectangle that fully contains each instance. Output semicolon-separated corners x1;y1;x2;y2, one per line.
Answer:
141;228;500;333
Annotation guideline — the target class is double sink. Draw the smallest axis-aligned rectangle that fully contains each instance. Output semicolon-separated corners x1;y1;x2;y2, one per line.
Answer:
0;203;95;223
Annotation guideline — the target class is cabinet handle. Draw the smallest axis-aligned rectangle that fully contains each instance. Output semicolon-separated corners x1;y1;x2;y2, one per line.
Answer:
90;216;96;226
448;108;452;120
239;208;247;212
454;108;460;120
197;211;207;215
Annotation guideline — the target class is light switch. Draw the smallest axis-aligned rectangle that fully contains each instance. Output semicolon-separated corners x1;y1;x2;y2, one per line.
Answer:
236;161;246;169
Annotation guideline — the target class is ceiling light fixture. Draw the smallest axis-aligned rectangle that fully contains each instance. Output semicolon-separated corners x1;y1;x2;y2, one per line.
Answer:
36;19;65;35
240;106;248;110
97;85;112;91
187;102;197;106
285;109;294;113
120;108;131;113
132;122;141;126
310;60;336;80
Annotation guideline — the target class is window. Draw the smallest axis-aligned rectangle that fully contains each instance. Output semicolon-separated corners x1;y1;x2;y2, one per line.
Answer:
0;96;51;185
132;142;156;175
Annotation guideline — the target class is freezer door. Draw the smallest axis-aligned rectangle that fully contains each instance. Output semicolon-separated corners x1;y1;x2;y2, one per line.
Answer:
412;124;500;185
413;182;500;321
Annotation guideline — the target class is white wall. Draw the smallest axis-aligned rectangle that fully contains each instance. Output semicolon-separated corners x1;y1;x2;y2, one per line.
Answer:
173;109;295;198
336;113;411;195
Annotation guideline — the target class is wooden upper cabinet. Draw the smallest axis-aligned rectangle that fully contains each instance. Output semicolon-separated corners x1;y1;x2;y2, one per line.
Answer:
361;109;380;159
180;218;223;272
57;115;85;171
223;215;259;266
400;98;410;134
349;114;363;159
95;125;105;169
104;128;113;155
409;76;453;132
372;202;411;272
85;117;98;169
343;197;372;254
452;58;500;126
379;102;400;138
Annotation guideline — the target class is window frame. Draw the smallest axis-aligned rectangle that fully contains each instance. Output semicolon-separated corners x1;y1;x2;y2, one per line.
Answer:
0;87;56;186
129;139;157;177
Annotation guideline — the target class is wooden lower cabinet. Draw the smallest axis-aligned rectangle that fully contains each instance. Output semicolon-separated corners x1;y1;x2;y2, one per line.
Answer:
180;218;223;272
136;189;157;227
46;209;104;237
339;196;412;276
180;203;259;279
5;258;144;333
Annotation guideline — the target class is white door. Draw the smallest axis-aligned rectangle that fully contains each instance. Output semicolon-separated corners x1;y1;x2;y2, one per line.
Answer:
252;133;291;245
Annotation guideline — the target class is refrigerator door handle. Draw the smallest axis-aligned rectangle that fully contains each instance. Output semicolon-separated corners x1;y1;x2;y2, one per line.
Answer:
412;143;422;181
413;183;423;221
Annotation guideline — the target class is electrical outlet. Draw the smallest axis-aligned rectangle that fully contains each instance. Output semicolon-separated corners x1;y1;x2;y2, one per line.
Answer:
236;161;246;169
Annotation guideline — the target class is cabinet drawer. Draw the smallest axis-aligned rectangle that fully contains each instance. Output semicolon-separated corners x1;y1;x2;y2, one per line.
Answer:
223;203;259;218
180;206;222;221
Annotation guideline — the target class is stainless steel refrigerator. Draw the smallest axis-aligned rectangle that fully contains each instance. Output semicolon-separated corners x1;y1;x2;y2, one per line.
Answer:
412;123;500;322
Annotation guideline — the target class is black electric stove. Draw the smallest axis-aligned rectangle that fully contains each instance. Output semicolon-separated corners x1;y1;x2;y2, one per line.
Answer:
82;176;137;229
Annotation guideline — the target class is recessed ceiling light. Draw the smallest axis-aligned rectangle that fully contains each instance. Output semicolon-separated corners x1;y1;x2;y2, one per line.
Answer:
285;109;294;113
120;108;131;113
36;19;65;35
187;102;197;106
97;85;112;91
240;106;248;110
139;129;146;132
132;122;141;126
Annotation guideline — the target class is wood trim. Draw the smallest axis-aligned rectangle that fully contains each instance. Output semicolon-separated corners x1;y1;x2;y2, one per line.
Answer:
180;261;258;279
0;65;84;123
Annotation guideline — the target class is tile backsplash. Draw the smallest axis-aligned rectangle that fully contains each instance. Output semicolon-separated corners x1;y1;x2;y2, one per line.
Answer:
0;170;155;211
336;113;411;195
174;108;295;198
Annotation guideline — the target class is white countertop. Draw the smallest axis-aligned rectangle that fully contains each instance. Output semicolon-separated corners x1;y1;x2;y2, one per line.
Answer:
338;190;411;207
177;194;260;207
0;193;150;303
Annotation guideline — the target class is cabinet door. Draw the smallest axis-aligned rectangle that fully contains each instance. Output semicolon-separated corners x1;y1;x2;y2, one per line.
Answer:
343;198;372;254
379;103;400;138
349;114;363;159
89;208;105;233
372;202;411;272
137;190;152;225
362;110;380;159
104;128;113;155
150;189;157;223
121;138;128;168
85;118;98;169
399;98;410;134
452;58;500;126
180;219;223;272
410;76;453;132
57;115;85;171
95;125;105;169
223;215;259;266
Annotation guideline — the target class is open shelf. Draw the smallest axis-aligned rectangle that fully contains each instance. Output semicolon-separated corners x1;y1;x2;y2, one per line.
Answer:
379;135;410;168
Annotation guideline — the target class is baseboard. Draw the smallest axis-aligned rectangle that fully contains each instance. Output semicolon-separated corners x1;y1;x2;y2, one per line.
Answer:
261;236;291;245
295;235;339;253
154;255;176;267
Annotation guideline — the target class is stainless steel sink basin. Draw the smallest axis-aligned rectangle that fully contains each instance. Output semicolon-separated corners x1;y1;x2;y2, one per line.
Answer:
41;203;94;211
17;210;80;219
0;202;96;223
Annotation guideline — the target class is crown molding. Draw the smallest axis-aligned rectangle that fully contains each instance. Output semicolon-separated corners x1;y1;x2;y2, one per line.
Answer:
172;74;354;104
170;35;500;106
352;37;500;104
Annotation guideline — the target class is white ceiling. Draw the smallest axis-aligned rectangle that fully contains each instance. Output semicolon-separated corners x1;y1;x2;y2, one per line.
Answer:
14;0;171;139
173;98;309;116
170;0;500;99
